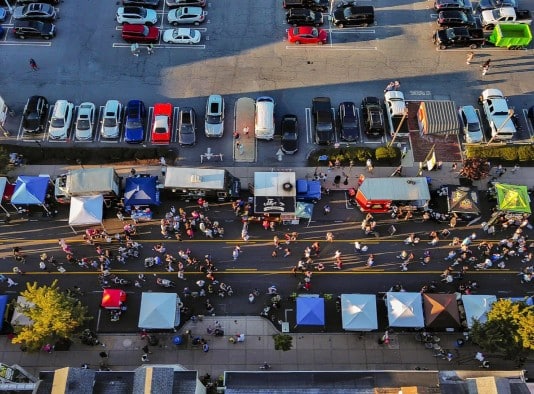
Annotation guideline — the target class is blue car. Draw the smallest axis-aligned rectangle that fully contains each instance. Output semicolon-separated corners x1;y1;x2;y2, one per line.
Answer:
124;100;146;143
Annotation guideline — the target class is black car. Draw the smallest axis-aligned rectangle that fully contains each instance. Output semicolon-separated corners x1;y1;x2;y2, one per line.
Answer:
165;0;206;8
22;95;49;133
437;10;477;27
361;96;385;137
283;0;329;13
528;105;534;128
286;8;324;26
122;0;160;8
433;26;485;49
15;0;60;5
13;20;55;39
281;114;299;154
178;107;196;146
332;5;374;27
13;3;57;21
476;0;516;11
434;0;473;11
312;97;334;145
338;102;360;142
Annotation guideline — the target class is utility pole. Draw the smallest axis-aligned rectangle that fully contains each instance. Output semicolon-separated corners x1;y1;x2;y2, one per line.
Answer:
388;108;409;148
486;109;514;145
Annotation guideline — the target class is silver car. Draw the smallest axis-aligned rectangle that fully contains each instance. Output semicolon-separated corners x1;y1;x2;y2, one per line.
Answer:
101;100;123;139
459;105;483;143
75;102;96;141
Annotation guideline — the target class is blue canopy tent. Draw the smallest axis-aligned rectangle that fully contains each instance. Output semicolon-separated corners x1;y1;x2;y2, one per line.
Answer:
0;295;8;331
124;176;160;207
11;175;50;213
296;296;325;326
138;292;180;330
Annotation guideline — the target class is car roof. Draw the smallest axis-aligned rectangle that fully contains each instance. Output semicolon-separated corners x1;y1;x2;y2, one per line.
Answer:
177;27;192;34
460;105;478;121
123;24;149;32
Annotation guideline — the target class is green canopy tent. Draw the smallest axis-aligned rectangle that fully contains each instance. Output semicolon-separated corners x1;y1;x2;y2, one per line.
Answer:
495;183;531;214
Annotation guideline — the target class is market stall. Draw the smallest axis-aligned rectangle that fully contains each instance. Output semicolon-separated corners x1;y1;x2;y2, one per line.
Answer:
68;195;104;234
296;296;325;327
0;177;15;214
10;175;51;213
138;292;181;330
341;294;378;331
101;289;127;322
386;292;424;328
423;293;461;330
461;294;497;329
123;176;160;221
495;183;531;214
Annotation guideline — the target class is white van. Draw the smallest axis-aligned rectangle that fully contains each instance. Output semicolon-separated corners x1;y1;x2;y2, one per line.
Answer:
254;96;275;140
49;100;74;140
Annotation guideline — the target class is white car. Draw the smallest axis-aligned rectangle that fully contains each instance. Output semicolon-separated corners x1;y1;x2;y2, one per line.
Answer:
458;105;483;143
116;6;157;25
101;100;123;139
167;6;205;26
48;99;74;140
75;102;96;141
162;28;201;44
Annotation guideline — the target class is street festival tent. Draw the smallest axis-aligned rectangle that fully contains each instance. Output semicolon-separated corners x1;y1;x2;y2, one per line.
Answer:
0;295;8;331
423;293;461;330
10;175;50;212
68;195;104;233
495;183;531;213
341;294;378;331
123;176;160;206
296;296;325;326
295;202;314;227
138;292;181;330
461;294;497;329
101;289;127;310
0;177;14;214
10;296;33;327
447;185;480;215
386;292;424;328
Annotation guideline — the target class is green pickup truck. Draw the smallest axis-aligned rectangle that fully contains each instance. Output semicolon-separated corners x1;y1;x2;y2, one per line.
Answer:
486;23;532;49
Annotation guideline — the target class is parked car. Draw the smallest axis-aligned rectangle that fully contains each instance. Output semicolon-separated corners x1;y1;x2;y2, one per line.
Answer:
204;94;224;138
477;0;516;12
0;8;7;23
162;27;201;44
178;107;196;146
312;97;334;145
75;102;96;141
165;0;206;8
13;3;57;21
361;96;385;137
437;10;477;27
14;0;59;4
434;0;472;11
286;8;324;26
122;24;159;43
152;102;172;144
433;26;485;49
338;102;360;142
116;6;157;25
22;95;48;133
101;100;123;139
48;100;74;140
167;7;205;26
280;114;299;154
124;100;146;143
528;105;534;128
283;0;329;12
287;26;327;44
13;20;55;39
122;0;160;9
332;5;374;28
458;105;483;143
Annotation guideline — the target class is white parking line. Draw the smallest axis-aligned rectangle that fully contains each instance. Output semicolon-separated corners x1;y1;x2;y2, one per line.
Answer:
0;41;52;47
329;29;376;34
172;106;179;143
112;42;206;49
286;45;377;50
305;107;312;144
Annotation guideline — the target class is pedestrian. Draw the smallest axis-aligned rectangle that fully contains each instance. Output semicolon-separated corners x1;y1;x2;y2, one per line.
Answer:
366;158;373;173
160;156;167;176
131;43;140;57
481;59;491;68
29;58;39;71
511;164;520;173
466;51;474;64
141;354;149;362
326;232;334;242
233;130;240;139
232;246;241;261
7;277;18;287
384;81;395;93
99;351;108;359
202;343;209;352
147;44;154;55
393;80;401;90
481;59;491;76
451;162;458;172
323;204;331;215
243;125;249;138
142;345;151;354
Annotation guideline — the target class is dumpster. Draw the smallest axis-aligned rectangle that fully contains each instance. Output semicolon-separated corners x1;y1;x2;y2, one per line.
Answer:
487;23;532;49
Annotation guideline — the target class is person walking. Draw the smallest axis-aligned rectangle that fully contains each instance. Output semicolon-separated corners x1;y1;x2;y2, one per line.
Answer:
323;204;331;215
7;277;18;287
481;59;491;76
366;158;373;173
466;52;474;65
141;354;149;362
29;58;39;71
147;44;154;55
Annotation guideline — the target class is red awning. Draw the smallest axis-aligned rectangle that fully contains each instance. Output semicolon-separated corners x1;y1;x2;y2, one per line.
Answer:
101;289;127;309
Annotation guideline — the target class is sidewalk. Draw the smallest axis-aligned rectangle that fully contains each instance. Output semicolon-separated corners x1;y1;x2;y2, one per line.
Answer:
0;316;521;378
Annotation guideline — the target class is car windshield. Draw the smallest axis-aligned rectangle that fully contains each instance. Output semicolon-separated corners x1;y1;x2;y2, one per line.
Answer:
467;122;479;132
77;119;90;130
446;29;456;40
104;118;117;127
155;127;167;134
206;115;221;124
51;118;64;128
127;120;142;129
283;133;297;140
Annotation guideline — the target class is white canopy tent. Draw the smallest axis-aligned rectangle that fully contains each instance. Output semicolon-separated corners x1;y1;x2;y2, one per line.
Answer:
138;292;180;330
461;294;497;329
386;292;424;328
341;294;378;331
11;296;34;327
68;195;104;233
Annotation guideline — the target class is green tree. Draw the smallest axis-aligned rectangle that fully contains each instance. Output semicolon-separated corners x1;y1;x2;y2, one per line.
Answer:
12;280;92;352
273;334;293;351
470;299;534;361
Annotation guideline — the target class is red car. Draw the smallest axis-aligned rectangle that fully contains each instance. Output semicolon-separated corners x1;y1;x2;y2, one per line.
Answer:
152;103;172;144
287;26;327;45
122;24;159;43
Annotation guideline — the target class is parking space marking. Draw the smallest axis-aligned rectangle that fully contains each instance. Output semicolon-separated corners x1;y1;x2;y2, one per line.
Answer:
0;41;52;47
112;42;206;49
172;106;179;143
329;29;376;34
147;106;154;144
305;107;312;144
286;45;377;50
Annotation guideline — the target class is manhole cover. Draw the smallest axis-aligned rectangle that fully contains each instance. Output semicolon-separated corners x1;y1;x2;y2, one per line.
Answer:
123;339;133;348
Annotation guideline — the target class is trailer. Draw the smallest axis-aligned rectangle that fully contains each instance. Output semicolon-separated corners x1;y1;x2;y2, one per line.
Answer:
54;168;121;204
253;172;296;214
417;101;460;136
164;167;241;202
354;177;430;213
486;23;532;49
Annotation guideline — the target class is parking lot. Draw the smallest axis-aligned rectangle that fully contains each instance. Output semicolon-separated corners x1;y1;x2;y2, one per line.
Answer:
1;0;533;166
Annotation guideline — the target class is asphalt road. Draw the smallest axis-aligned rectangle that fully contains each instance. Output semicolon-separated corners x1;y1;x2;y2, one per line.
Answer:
1;187;531;333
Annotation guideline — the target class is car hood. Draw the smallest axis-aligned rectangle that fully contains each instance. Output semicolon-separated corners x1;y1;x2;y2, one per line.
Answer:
205;121;223;137
76;128;92;140
466;130;483;143
49;127;67;139
22;118;40;132
282;138;298;153
179;132;195;144
102;126;119;138
125;125;144;142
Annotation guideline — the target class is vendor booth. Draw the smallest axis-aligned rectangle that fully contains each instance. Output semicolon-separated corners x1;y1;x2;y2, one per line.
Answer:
423;293;461;330
447;185;480;217
0;295;8;332
101;289;127;322
495;183;531;214
138;292;181;330
386;292;424;328
354;177;430;213
341;294;378;331
295;202;314;227
296;296;325;327
0;177;15;214
10;175;51;213
68;195;104;233
461;294;497;329
123;176;160;221
253;172;296;215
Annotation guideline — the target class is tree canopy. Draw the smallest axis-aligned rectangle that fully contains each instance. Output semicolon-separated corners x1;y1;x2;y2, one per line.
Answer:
471;298;534;360
11;280;91;352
